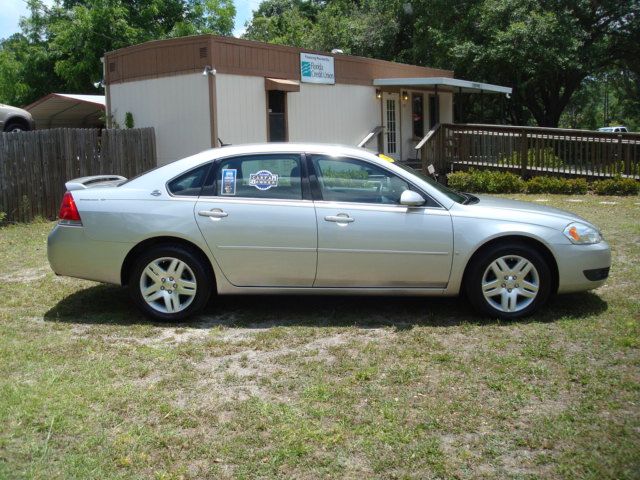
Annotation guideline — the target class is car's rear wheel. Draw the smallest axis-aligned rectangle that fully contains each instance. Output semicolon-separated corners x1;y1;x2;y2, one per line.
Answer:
129;245;211;321
465;243;552;319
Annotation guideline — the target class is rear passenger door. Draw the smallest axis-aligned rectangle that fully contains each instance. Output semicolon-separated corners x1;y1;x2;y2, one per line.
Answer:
194;153;318;287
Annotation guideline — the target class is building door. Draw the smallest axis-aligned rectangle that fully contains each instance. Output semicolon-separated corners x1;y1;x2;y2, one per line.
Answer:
382;92;400;160
268;90;287;142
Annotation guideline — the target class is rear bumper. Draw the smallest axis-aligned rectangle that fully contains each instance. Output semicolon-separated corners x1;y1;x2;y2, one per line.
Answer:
555;241;611;293
47;224;133;285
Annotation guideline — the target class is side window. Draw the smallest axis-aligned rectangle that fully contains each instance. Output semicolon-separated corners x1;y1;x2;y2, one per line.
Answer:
311;155;410;204
167;163;211;196
215;154;302;200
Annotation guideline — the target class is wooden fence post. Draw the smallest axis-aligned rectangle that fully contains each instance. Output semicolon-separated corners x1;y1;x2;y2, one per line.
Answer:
520;129;528;178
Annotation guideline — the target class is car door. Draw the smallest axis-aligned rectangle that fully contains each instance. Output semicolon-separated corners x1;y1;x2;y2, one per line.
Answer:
194;153;317;287
309;154;453;288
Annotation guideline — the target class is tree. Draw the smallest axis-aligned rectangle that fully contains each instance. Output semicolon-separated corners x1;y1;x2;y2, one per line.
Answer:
244;0;639;128
0;0;236;106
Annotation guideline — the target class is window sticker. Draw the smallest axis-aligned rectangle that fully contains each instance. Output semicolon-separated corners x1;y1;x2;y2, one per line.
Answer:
249;170;279;190
221;168;237;195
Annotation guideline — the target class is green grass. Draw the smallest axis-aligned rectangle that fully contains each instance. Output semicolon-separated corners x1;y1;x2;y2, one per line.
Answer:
1;194;639;479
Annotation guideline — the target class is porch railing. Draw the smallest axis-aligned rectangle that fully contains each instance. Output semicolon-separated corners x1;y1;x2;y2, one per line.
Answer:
415;123;640;180
357;125;384;149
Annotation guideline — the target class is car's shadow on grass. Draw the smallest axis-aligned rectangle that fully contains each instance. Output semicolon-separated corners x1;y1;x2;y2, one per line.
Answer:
44;284;609;330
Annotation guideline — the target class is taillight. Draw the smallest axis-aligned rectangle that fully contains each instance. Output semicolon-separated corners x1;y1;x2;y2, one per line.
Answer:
58;191;82;224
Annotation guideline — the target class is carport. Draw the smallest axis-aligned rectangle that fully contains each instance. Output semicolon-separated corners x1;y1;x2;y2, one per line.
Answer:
24;93;105;129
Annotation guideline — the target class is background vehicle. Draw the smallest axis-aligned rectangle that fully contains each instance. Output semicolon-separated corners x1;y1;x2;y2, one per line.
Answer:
0;103;35;132
47;144;611;321
598;126;628;133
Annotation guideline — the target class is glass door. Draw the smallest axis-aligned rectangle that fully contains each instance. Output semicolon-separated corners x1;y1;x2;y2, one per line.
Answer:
382;92;400;160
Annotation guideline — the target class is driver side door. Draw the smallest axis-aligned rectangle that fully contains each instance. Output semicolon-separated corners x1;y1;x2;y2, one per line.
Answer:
310;154;454;288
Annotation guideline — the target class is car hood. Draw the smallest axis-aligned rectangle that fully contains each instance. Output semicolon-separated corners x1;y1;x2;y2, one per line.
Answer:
458;194;596;230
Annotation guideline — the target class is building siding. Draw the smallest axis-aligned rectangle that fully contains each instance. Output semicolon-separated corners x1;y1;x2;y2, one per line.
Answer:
110;73;211;165
288;83;380;146
215;74;267;145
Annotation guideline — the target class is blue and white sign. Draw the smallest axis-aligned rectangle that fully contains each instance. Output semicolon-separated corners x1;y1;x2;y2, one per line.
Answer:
300;52;335;85
249;170;279;190
221;168;236;195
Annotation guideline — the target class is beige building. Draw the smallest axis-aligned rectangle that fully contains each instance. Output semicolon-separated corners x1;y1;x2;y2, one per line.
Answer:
104;35;510;165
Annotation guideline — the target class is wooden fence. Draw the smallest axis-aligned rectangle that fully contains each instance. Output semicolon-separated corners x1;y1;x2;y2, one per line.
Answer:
418;123;640;180
0;128;156;222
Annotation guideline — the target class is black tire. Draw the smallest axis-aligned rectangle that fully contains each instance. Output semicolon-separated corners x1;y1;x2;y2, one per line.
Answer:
5;121;28;132
464;242;552;319
128;244;212;321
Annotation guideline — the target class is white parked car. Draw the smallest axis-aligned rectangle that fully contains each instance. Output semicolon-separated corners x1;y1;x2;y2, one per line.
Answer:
48;143;611;321
598;126;628;133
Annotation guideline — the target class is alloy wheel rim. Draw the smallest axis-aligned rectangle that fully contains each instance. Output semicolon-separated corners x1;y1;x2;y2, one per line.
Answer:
481;255;540;313
139;257;197;314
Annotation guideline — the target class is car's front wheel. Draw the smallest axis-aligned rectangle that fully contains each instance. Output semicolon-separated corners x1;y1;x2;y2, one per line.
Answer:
129;245;212;321
465;243;552;319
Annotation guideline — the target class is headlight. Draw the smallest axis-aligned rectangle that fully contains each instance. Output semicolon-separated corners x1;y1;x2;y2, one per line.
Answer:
563;222;602;244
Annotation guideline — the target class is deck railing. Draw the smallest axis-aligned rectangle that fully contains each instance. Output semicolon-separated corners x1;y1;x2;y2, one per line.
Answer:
415;123;640;180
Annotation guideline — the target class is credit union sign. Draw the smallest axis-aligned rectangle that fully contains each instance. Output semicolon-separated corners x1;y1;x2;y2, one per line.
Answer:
300;52;335;85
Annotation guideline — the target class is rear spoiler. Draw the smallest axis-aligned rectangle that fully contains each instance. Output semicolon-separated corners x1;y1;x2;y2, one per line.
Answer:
65;175;127;191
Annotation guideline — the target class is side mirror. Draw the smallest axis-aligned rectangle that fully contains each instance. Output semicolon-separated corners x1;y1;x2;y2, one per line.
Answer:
400;190;425;207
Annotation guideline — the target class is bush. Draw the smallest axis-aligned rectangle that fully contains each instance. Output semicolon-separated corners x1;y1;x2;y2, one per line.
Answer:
525;176;588;195
447;169;524;193
0;212;5;224
591;177;640;196
447;169;637;195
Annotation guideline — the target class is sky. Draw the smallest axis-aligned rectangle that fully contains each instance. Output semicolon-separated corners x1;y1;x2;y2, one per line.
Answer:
0;0;260;39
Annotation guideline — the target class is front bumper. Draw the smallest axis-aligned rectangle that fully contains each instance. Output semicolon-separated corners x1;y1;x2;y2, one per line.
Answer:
554;240;611;294
47;223;133;285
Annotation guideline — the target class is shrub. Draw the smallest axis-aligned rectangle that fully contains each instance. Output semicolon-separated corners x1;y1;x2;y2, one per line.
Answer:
447;169;636;195
124;112;135;129
525;176;588;195
591;177;640;196
448;169;524;193
0;212;5;224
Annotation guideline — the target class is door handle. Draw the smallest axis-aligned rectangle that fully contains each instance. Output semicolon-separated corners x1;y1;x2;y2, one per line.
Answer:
198;209;228;218
324;214;354;223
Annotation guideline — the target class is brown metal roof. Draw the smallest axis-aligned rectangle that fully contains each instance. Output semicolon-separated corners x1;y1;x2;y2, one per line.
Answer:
24;93;105;129
104;35;453;86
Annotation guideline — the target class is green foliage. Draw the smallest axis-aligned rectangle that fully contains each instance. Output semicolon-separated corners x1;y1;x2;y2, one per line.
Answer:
244;0;639;129
0;212;6;224
526;177;588;195
0;0;236;106
592;177;640;196
124;112;134;129
448;169;636;195
447;169;525;193
499;148;565;168
560;71;640;132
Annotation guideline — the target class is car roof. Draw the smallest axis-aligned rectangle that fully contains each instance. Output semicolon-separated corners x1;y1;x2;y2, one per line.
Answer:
126;142;456;209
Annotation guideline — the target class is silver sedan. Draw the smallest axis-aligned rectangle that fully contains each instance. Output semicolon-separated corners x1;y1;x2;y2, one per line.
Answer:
47;143;611;321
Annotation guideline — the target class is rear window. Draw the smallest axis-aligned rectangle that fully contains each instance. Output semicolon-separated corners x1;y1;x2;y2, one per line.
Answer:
167;163;211;196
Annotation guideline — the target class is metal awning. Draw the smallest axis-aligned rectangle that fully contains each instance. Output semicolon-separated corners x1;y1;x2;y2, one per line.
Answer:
265;78;300;92
24;93;105;129
373;77;512;94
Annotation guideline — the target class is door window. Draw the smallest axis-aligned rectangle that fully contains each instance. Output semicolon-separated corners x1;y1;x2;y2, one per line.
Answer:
311;155;410;204
214;154;302;200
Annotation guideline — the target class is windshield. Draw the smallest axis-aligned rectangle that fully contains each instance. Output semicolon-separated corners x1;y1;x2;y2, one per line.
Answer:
394;162;467;203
